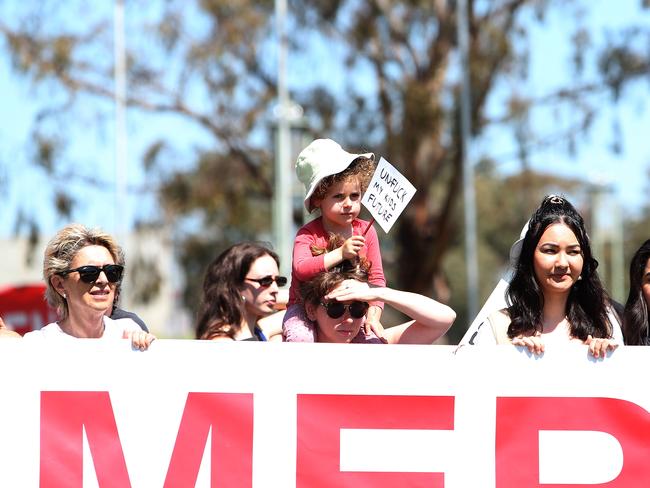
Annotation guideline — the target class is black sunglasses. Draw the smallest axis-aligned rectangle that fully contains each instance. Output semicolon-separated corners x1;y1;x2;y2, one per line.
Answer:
320;300;369;319
245;275;288;287
60;264;124;284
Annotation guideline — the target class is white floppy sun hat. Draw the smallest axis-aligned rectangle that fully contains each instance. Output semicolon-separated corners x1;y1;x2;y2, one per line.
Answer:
296;138;374;212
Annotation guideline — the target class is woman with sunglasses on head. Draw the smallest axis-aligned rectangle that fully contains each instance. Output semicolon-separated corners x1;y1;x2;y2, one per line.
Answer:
195;242;287;341
300;261;455;344
23;224;155;350
472;195;621;357
622;239;650;345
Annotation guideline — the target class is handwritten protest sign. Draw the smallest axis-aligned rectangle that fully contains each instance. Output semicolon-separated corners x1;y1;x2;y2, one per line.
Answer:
362;157;416;233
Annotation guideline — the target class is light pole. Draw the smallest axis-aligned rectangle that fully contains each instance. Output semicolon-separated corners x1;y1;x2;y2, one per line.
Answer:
457;0;480;323
113;0;130;307
274;0;296;278
114;0;127;240
590;182;625;301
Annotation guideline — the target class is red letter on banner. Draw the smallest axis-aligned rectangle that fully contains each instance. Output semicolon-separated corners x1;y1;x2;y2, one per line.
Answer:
40;391;131;488
297;394;454;487
496;397;650;487
163;392;254;488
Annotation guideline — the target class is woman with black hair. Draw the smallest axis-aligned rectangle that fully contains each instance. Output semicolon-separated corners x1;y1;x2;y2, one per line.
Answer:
473;195;621;357
195;242;287;341
622;239;650;345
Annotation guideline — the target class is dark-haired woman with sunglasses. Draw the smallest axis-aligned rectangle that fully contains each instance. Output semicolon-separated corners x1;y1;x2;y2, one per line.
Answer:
23;224;155;350
300;265;455;344
195;242;287;341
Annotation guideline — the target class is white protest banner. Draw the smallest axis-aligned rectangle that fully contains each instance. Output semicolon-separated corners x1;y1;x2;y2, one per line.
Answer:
361;157;416;233
1;341;649;487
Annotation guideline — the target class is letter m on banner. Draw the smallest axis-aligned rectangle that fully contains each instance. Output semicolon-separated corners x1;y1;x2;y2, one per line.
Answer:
40;391;254;488
40;392;131;488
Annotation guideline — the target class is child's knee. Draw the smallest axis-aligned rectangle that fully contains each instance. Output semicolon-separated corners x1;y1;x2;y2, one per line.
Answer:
282;315;316;342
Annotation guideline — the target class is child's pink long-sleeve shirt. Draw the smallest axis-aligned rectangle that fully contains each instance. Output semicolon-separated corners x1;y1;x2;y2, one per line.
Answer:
288;217;386;308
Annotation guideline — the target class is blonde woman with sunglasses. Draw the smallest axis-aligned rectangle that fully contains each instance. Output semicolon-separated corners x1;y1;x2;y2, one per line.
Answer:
300;262;456;344
23;224;155;350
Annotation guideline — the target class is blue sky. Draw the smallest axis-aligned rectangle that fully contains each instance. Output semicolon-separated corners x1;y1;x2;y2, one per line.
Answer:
0;0;648;241
479;1;650;217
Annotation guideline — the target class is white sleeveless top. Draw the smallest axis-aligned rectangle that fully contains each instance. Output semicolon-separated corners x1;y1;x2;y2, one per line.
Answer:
472;308;623;345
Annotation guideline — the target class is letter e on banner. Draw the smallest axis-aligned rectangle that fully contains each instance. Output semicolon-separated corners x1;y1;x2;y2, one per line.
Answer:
297;394;454;487
40;391;131;488
496;397;650;487
164;392;254;488
361;157;416;233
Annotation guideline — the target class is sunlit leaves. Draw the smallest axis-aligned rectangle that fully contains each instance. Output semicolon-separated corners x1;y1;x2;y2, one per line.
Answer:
54;191;74;219
129;255;162;305
142;140;167;172
598;42;650;100
32;134;60;172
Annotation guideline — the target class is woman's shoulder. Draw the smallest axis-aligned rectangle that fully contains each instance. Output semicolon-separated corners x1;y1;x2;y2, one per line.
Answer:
211;335;236;342
103;316;141;337
111;308;148;331
198;319;238;341
486;308;510;323
486;309;512;344
23;322;65;339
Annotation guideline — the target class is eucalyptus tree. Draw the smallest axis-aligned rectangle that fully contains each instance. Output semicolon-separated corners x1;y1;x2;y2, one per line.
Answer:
1;0;648;314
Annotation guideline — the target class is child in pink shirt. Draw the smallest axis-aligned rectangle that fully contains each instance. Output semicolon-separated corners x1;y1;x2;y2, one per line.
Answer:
282;138;386;342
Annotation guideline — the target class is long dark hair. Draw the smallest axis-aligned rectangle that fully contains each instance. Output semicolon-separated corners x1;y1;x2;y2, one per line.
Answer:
195;242;279;340
506;195;612;340
623;239;650;345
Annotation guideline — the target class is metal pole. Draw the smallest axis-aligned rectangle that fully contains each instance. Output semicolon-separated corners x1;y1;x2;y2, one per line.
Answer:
591;183;625;301
113;0;129;308
274;0;292;277
611;201;625;302
457;0;480;323
591;185;607;285
114;0;128;240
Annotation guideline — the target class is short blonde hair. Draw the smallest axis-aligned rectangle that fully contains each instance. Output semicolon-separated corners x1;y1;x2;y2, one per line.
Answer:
43;224;125;320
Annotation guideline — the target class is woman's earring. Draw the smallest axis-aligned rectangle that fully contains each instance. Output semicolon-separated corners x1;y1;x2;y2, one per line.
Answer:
241;295;246;302
62;293;67;299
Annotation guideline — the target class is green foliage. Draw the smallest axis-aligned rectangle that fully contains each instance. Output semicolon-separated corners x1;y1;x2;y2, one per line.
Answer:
623;167;650;276
129;255;162;305
443;160;582;340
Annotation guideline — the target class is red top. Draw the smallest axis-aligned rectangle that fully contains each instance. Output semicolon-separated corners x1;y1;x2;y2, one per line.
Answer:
288;217;386;308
